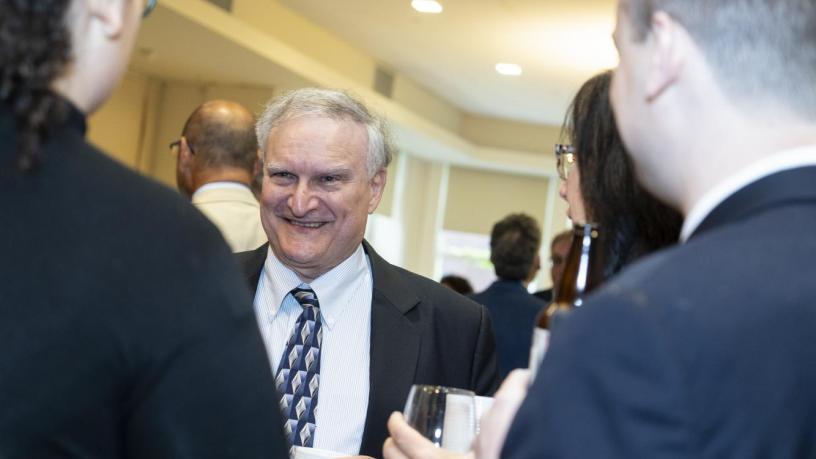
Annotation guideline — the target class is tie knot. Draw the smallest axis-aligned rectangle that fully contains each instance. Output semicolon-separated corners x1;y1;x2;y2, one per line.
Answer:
291;287;319;310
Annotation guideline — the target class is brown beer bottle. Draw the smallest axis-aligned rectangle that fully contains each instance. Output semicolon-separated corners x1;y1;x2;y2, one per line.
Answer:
529;223;605;377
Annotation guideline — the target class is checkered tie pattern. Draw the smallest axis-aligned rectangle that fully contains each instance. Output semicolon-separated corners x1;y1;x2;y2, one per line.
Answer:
275;286;323;448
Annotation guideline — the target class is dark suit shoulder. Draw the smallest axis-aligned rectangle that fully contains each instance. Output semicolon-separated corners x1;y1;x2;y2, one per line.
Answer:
235;244;269;288
377;258;487;321
506;203;816;458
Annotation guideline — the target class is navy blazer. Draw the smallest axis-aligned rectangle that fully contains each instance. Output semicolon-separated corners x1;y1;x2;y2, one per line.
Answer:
470;280;546;379
237;241;499;458
504;166;816;458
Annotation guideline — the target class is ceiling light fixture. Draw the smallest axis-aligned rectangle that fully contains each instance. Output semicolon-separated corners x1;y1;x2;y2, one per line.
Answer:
411;0;443;14
495;63;522;76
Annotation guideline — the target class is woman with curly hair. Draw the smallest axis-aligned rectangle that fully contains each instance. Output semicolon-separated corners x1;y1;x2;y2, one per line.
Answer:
0;1;286;457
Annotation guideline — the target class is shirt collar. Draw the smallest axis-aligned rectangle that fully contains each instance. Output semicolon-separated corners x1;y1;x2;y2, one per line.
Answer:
192;181;252;197
261;244;369;329
681;144;816;241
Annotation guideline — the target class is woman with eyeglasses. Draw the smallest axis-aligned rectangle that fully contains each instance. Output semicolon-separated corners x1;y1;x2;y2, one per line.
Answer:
556;70;682;278
383;71;684;459
0;1;287;457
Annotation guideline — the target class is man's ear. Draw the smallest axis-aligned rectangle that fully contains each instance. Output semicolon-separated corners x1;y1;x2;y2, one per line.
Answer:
367;169;388;214
252;161;261;179
85;0;129;39
645;11;685;102
179;136;194;165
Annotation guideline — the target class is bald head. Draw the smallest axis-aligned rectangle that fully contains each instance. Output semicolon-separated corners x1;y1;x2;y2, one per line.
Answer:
176;100;259;196
182;100;258;171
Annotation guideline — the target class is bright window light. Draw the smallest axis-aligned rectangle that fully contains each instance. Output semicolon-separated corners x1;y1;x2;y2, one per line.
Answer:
411;0;443;14
495;63;523;76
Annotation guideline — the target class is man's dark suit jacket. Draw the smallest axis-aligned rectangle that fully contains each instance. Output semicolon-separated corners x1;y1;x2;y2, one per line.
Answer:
504;166;816;458
238;241;500;457
470;280;546;379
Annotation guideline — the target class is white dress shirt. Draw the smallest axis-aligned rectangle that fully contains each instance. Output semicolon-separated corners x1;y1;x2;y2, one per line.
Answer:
253;244;372;455
681;145;816;241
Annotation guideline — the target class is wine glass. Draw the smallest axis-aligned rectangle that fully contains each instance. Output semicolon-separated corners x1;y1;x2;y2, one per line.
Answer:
403;385;476;453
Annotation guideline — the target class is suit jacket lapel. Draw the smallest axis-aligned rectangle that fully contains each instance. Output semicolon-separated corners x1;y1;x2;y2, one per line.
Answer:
238;241;420;456
236;244;268;291
359;240;421;457
691;166;816;240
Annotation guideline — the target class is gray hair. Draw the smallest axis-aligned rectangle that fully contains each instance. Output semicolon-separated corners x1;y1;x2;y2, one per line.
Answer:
627;0;816;120
256;88;394;177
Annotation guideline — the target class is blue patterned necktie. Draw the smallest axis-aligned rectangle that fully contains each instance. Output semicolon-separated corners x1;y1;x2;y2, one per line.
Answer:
276;286;323;447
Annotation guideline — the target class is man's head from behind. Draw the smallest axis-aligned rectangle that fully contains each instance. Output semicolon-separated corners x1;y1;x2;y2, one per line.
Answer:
255;88;393;282
611;0;816;207
490;213;542;284
175;100;258;197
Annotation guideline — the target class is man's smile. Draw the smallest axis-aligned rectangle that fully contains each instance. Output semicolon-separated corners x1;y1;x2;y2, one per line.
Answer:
283;217;328;229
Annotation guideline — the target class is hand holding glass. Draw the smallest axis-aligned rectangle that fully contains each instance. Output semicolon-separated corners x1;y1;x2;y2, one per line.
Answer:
402;385;476;453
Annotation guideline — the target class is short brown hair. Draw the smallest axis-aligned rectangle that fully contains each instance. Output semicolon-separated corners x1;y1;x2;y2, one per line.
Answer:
490;213;542;281
626;0;816;119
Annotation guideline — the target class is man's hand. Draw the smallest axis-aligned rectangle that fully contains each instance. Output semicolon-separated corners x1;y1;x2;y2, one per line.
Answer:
382;412;473;459
471;369;531;459
382;369;531;459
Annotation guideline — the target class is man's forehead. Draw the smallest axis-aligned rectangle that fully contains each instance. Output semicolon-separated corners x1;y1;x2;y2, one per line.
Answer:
272;116;365;143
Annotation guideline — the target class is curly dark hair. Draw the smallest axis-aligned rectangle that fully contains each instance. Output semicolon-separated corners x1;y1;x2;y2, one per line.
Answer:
0;0;72;171
565;70;682;277
490;213;542;282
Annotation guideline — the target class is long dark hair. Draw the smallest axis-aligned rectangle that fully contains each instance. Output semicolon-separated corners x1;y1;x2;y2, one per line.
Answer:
0;0;72;171
566;70;682;277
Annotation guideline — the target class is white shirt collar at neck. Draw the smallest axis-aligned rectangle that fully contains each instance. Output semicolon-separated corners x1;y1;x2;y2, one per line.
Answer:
261;244;369;329
681;144;816;241
192;181;251;198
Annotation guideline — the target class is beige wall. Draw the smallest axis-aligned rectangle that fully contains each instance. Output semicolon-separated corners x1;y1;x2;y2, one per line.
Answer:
399;155;448;277
231;0;375;90
392;75;461;133
460;113;561;155
229;0;466;141
444;166;550;235
87;73;151;168
145;81;275;187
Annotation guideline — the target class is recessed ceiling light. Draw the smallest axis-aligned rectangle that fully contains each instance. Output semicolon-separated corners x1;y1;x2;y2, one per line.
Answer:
411;0;443;14
495;63;523;76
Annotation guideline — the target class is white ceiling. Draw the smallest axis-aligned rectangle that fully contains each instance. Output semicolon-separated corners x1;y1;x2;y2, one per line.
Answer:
278;0;619;125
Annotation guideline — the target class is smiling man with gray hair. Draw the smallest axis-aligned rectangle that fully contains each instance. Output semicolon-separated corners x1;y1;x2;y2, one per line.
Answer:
237;88;498;457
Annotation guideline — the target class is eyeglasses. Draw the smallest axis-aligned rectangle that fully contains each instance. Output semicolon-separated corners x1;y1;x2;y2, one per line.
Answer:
143;0;157;18
554;144;576;181
169;139;194;156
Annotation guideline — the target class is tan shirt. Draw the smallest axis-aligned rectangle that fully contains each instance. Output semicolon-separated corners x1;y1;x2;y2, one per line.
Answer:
192;182;267;252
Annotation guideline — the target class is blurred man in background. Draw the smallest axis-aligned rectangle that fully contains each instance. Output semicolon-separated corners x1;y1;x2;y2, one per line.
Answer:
175;100;267;252
533;230;571;303
471;214;545;379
